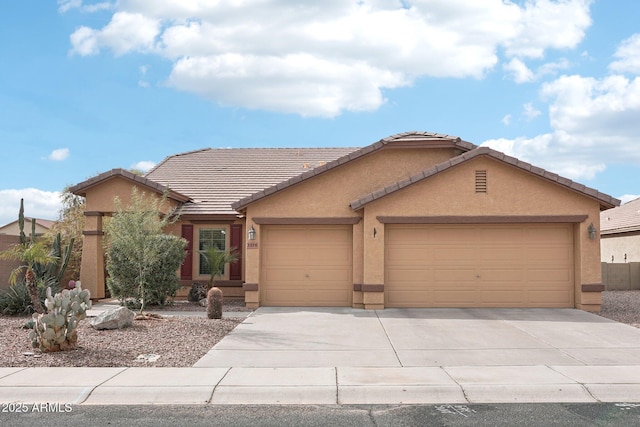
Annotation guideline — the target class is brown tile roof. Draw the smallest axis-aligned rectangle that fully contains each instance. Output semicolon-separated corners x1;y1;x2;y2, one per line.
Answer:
601;197;640;235
349;146;620;211
232;131;474;211
69;168;191;203
146;147;358;216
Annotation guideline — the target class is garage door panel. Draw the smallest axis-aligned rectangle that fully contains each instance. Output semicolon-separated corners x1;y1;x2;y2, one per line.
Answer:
387;226;431;242
387;246;435;264
263;267;307;282
479;290;525;304
524;226;572;243
386;224;574;308
527;290;572;305
478;247;523;262
387;290;433;307
527;247;572;263
261;225;352;307
477;227;523;242
434;269;476;282
527;269;572;282
480;269;524;282
434;290;478;305
307;268;351;282
435;247;477;263
263;247;307;265
386;268;431;282
306;247;352;266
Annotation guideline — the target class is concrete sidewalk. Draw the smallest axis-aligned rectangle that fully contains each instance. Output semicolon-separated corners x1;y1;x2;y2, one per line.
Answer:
2;307;640;405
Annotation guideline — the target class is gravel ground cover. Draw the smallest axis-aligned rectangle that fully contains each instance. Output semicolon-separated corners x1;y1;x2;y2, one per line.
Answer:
0;299;249;367
1;292;639;368
597;290;640;327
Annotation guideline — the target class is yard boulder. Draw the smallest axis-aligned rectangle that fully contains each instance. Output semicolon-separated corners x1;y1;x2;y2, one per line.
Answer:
90;307;135;330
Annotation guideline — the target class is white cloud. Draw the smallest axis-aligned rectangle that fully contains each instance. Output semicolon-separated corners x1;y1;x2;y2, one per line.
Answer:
132;161;156;172
68;0;594;117
523;102;541;121
504;58;571;83
48;148;70;161
483;69;640;180
0;189;62;227
58;0;113;14
619;194;640;204
58;0;81;13
504;58;535;83
501;114;511;126
609;34;640;74
502;0;592;59
70;12;160;57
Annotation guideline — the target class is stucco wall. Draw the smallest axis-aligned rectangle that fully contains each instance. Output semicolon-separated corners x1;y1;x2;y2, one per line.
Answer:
601;233;640;263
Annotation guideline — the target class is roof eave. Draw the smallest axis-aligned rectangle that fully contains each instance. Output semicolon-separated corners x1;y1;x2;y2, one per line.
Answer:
70;168;192;203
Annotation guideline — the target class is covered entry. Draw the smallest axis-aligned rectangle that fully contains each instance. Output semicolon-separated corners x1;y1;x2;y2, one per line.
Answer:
260;225;353;306
385;223;574;308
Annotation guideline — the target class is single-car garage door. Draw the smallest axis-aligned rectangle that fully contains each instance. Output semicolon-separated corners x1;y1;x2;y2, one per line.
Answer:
261;225;353;306
385;224;574;308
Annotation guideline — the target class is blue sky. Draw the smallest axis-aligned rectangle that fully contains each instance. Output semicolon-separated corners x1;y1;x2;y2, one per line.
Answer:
1;0;639;226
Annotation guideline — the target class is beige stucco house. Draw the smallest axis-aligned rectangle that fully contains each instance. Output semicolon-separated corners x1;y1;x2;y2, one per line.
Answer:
601;197;640;263
0;217;53;237
70;131;619;312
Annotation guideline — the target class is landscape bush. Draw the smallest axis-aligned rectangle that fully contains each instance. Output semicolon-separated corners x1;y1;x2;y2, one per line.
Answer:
104;189;186;311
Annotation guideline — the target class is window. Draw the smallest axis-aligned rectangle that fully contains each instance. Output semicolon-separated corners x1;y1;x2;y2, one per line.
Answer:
198;228;226;275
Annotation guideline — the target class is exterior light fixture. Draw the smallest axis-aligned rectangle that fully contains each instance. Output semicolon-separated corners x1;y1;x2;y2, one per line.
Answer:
587;223;597;240
248;224;256;241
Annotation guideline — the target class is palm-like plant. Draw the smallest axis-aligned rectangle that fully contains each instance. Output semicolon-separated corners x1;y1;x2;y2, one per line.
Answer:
0;241;58;314
201;247;239;289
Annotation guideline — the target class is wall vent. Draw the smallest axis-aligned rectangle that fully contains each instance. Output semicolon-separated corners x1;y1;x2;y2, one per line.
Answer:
475;170;487;193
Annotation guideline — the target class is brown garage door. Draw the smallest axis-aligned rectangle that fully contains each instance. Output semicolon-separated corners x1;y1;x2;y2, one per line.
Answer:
261;225;353;306
385;224;574;308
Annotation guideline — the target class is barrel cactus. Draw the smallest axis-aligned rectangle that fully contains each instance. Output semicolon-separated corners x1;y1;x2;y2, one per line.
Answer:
206;287;223;319
30;283;92;352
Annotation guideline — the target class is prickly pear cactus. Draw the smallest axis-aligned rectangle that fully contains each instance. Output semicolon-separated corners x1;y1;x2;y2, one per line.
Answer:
30;282;92;352
206;287;223;319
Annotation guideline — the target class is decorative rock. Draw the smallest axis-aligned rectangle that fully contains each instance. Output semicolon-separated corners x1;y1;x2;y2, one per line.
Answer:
135;354;160;363
90;307;135;330
199;298;207;307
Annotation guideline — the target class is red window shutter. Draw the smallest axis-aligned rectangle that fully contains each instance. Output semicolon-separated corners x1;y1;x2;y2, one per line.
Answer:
230;224;243;280
181;224;193;280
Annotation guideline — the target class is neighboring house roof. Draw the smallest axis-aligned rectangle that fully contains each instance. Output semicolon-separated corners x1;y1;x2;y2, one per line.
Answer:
232;131;474;211
601;197;640;235
145;147;358;216
349;146;620;211
0;217;55;235
69;168;192;203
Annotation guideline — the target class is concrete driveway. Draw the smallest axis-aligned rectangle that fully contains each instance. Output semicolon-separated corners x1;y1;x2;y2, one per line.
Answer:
195;307;640;368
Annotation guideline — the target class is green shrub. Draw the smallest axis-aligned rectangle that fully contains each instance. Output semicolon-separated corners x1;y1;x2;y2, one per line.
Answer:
104;189;186;311
0;279;59;316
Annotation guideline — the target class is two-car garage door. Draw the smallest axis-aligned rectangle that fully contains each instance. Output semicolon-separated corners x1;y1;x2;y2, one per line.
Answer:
385;224;574;308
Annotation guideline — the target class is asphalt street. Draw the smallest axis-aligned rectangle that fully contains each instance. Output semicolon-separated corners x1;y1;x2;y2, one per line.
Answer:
2;403;640;426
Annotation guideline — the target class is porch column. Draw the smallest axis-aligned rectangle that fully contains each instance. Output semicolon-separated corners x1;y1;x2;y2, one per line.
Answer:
243;220;260;309
79;211;105;300
362;214;385;310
